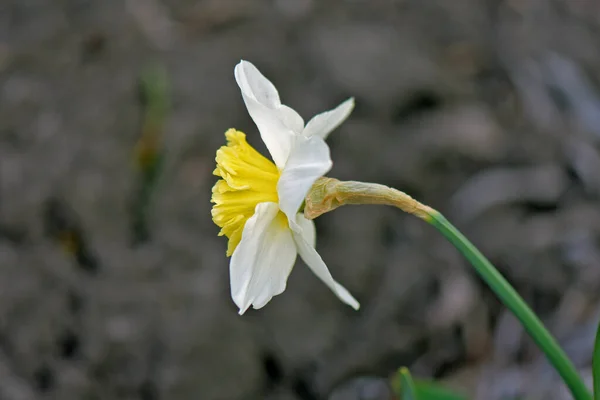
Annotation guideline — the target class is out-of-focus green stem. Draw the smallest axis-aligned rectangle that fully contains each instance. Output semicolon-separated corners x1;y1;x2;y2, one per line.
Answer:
413;381;466;400
391;370;467;400
428;210;591;400
131;63;169;244
399;368;419;400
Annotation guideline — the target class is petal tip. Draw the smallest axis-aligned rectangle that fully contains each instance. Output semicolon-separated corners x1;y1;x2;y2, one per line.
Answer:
340;97;355;114
235;60;251;75
235;295;251;315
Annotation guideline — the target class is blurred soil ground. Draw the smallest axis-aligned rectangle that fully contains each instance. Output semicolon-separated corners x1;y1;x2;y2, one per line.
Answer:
2;0;600;399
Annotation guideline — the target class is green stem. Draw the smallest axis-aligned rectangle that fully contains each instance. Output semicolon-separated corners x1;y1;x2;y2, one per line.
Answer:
593;319;600;399
428;211;591;400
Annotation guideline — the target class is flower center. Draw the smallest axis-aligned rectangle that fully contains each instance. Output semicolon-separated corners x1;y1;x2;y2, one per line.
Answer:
211;129;281;256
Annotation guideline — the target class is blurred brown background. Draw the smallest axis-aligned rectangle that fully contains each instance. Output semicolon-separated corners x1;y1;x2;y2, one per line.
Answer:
2;0;600;399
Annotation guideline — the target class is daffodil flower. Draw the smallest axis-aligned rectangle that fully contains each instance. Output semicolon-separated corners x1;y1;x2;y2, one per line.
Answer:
211;60;360;314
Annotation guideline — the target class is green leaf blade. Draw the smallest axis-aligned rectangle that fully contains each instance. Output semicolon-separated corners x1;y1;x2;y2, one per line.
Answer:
399;368;419;400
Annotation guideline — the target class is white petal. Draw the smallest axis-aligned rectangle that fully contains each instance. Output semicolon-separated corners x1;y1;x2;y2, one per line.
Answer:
303;98;355;140
292;227;360;310
278;105;305;134
230;202;297;314
234;61;304;168
237;94;294;168
295;213;316;248
277;134;332;221
234;60;281;108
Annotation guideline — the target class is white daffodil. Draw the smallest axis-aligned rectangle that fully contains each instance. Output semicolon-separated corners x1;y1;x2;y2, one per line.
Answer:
211;60;360;314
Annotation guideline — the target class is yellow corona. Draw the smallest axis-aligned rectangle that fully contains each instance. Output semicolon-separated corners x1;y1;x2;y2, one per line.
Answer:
211;129;281;256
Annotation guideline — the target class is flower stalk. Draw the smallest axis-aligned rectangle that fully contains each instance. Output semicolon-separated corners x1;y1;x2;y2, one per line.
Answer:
430;212;590;400
305;178;592;400
593;319;600;399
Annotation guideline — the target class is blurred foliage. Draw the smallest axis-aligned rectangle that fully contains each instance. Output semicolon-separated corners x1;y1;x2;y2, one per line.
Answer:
391;368;466;400
131;64;169;244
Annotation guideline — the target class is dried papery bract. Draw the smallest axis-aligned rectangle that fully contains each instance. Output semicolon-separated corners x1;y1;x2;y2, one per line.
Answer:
304;177;433;221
